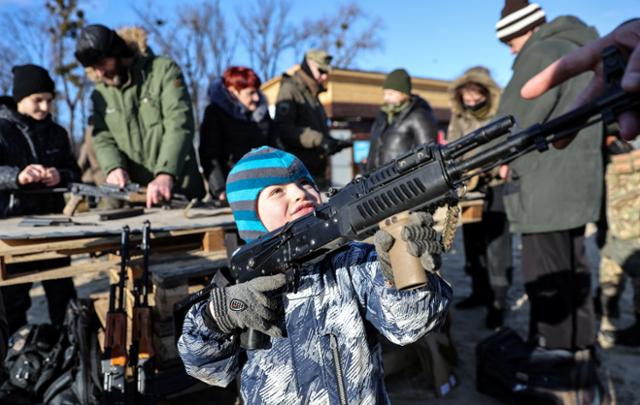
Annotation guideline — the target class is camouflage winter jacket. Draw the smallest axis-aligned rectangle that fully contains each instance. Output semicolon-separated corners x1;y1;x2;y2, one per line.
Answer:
178;242;451;405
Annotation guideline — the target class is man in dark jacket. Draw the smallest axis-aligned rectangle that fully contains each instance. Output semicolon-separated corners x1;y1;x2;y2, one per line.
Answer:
0;65;79;333
365;68;438;172
495;0;602;350
74;25;204;207
274;49;347;189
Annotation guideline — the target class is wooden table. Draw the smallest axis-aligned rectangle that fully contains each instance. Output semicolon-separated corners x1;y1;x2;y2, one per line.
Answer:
0;207;235;286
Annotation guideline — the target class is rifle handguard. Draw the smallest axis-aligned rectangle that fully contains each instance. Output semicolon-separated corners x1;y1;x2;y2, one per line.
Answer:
378;211;427;290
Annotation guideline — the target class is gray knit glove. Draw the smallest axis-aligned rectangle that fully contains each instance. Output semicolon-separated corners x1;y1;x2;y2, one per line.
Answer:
374;211;443;282
208;273;287;338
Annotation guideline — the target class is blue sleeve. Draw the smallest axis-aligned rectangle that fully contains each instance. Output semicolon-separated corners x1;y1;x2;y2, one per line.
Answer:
339;243;452;345
177;301;242;387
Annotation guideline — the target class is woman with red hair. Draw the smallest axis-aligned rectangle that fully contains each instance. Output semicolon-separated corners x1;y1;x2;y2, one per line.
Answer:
199;66;276;201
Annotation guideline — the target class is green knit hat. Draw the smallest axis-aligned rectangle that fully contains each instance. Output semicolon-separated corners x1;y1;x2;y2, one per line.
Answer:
383;68;411;95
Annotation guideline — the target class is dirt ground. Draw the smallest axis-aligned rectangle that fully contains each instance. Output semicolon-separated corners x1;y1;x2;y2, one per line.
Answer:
27;224;639;404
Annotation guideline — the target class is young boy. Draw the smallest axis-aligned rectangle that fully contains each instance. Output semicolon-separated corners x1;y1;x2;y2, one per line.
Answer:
178;146;451;404
0;64;80;334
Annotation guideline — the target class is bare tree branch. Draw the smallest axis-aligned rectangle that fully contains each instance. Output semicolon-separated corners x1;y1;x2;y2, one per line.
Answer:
299;2;384;69
237;0;298;81
133;0;236;127
45;0;89;144
0;8;50;96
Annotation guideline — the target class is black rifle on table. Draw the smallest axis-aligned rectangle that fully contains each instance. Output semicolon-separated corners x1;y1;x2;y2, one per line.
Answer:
218;46;640;349
15;181;225;217
129;221;155;403
102;226;129;404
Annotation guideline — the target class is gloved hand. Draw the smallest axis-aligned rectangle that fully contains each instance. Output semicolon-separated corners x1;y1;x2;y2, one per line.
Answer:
374;211;442;283
321;136;352;155
208;273;287;338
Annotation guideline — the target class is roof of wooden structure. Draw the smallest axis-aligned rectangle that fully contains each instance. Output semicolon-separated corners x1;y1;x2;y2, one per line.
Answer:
261;66;453;122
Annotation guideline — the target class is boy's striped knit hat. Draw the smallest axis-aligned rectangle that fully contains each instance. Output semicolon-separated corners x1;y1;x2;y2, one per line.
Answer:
226;146;316;242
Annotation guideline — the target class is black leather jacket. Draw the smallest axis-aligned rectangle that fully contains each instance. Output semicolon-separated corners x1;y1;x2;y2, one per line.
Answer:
365;95;438;172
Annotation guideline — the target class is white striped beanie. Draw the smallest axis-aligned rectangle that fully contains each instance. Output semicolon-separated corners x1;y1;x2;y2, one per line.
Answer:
496;1;546;43
226;146;316;242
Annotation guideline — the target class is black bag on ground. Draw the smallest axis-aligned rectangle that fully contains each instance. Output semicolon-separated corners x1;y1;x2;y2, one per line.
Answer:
0;299;102;404
42;298;103;404
476;327;606;405
0;323;60;403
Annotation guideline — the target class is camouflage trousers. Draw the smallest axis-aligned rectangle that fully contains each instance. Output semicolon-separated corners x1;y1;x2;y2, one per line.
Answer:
600;150;640;314
599;234;640;314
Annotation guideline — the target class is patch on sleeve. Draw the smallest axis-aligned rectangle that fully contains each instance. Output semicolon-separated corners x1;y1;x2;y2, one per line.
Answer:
276;101;292;117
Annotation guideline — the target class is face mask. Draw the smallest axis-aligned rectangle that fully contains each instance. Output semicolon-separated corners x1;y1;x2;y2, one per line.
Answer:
463;99;488;112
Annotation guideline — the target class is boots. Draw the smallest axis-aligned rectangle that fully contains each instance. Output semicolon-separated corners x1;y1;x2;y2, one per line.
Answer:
594;286;621;319
485;287;508;330
612;312;640;347
485;303;504;330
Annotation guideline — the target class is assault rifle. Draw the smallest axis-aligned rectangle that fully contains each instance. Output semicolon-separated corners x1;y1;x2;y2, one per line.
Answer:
227;46;640;348
130;221;155;402
102;226;129;404
63;183;191;216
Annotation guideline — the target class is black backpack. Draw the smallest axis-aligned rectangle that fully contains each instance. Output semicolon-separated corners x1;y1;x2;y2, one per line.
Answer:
0;299;103;404
476;328;608;405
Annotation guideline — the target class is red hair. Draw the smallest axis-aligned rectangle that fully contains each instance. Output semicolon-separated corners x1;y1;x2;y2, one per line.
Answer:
223;66;261;91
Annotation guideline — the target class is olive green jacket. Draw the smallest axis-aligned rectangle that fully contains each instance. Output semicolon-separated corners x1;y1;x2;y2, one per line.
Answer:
497;16;602;233
274;70;330;180
90;34;204;199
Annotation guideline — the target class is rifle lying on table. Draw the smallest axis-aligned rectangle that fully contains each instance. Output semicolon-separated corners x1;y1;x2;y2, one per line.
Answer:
219;46;640;349
129;221;155;402
102;226;129;404
62;183;192;216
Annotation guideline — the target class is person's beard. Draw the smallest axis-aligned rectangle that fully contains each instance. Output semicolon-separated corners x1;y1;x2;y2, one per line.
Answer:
102;60;128;87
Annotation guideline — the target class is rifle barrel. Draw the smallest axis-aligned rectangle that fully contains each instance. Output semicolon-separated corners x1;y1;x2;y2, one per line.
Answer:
141;221;151;306
118;226;130;312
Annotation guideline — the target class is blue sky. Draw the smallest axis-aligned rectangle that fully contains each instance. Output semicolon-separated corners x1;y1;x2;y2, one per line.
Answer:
2;0;637;87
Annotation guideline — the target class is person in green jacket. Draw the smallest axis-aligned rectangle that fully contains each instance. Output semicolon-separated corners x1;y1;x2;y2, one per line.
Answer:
274;49;349;190
74;25;204;207
495;0;602;351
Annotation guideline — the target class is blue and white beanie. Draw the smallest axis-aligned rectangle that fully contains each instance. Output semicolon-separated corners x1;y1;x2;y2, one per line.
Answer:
226;146;316;242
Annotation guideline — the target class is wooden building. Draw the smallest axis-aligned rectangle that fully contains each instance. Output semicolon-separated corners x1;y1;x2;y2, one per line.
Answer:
262;66;452;135
261;67;453;184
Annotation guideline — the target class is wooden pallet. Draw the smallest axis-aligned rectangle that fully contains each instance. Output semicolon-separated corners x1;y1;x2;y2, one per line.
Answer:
0;226;233;286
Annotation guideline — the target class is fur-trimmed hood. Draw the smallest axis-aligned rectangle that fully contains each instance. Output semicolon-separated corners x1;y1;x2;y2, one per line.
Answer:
448;66;501;117
84;26;152;83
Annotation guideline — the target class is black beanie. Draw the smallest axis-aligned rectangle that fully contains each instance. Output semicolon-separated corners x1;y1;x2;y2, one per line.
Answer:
12;64;55;102
383;68;411;95
75;24;134;67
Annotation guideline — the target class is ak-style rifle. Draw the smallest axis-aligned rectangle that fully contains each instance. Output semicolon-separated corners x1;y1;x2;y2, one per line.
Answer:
130;221;155;402
226;46;639;349
102;226;129;404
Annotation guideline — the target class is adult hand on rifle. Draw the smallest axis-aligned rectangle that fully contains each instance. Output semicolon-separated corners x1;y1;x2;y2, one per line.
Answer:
41;167;60;187
207;273;287;338
374;212;442;285
17;164;46;185
106;167;130;188
146;173;174;208
521;18;640;144
321;136;352;155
